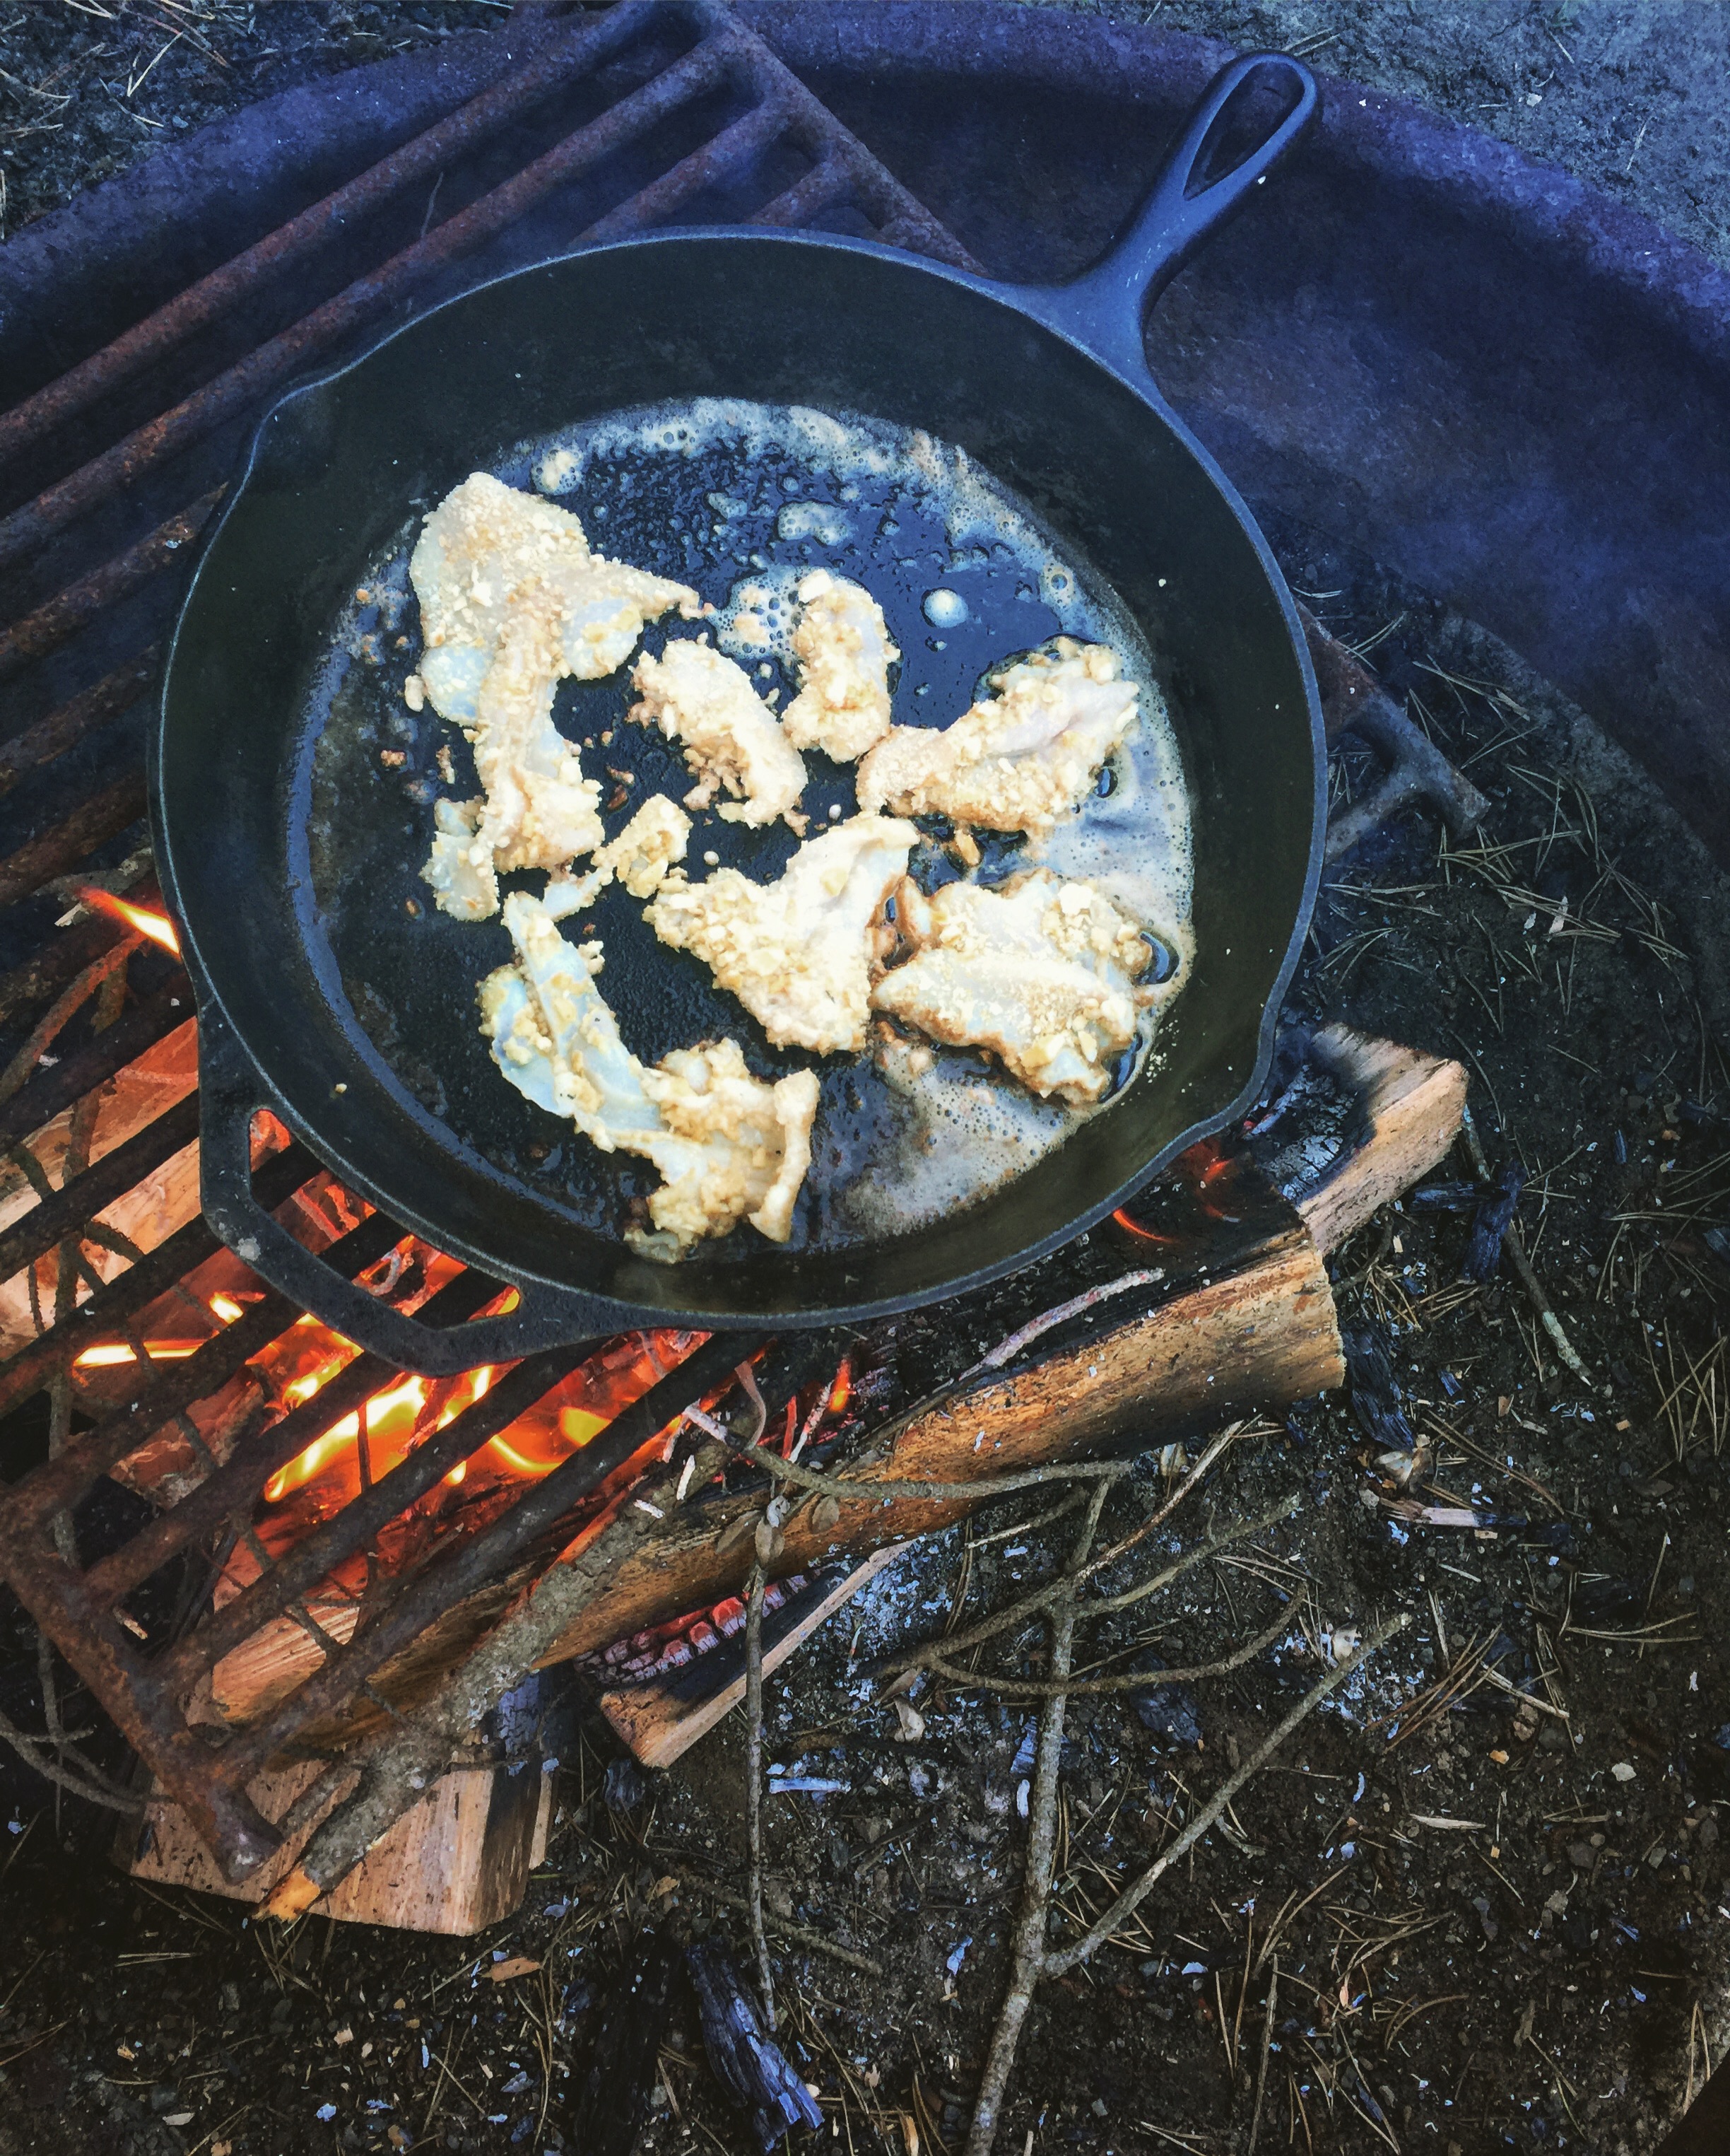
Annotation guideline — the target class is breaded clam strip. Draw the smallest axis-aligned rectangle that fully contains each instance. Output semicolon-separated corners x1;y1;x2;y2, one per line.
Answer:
857;637;1138;836
646;809;919;1056
411;472;701;914
870;867;1159;1107
627;639;808;832
779;570;898;762
411;471;701;719
479;891;818;1259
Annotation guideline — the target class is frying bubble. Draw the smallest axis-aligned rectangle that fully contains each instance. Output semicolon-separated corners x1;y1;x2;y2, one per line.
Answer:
922;587;970;628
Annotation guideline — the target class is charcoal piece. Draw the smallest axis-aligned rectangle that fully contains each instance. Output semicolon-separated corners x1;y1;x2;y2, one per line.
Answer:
1409;1180;1480;1211
1460;1159;1526;1280
1128;1651;1202;1749
687;1940;823;2150
1342;1330;1416;1453
603;1757;647;1814
1703;1224;1730;1272
570;1931;680;2156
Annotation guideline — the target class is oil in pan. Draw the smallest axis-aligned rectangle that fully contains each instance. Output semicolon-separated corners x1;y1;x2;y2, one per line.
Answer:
299;399;1193;1257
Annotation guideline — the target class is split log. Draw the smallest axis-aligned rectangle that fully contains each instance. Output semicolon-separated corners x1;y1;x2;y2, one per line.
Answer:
596;1547;907;1771
1296;1026;1469;1255
117;1747;552;1934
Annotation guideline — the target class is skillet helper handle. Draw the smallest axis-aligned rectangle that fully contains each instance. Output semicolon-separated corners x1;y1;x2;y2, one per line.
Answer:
1045;52;1318;376
196;1007;611;1376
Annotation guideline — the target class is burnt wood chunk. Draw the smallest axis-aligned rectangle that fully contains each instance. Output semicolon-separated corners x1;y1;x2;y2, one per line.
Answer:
688;1939;823;2149
570;1931;682;2156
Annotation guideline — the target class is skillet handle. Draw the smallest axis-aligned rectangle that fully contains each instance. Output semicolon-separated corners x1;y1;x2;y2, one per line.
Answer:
1034;52;1318;377
196;1007;618;1376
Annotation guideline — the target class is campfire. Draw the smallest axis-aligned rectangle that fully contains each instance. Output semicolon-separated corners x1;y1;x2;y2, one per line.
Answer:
1;8;1726;2156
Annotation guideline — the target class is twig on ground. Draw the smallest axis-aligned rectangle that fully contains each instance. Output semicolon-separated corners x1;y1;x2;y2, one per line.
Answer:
1046;1615;1410;1975
875;1430;1262;1679
1247;1960;1278;2156
1460;1106;1593;1384
0;1699;141;1812
916;1605;1290;1699
744;1559;775;2032
964;1479;1113;2156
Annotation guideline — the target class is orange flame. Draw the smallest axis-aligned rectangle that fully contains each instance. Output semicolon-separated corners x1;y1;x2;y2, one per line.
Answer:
74;1291;246;1369
81;889;181;956
87;1219;702;1535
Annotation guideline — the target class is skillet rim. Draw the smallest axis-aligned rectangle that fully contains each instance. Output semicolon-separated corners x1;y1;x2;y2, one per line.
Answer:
152;223;1328;1336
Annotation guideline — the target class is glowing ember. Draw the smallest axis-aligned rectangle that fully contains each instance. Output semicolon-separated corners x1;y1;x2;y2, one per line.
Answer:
80;889;181;956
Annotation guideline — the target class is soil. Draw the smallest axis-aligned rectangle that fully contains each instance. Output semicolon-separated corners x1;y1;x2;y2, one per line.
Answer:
2;9;1729;2156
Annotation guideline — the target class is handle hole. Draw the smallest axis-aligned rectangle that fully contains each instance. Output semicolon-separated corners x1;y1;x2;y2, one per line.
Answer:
1184;64;1309;199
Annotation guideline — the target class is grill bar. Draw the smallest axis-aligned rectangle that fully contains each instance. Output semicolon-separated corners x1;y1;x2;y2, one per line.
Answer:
0;493;222;683
0;979;188;1147
0;1208;403;1525
0;773;151;911
0;2;659;467
170;1348;585;1681
87;1269;515;1610
0;1091;201;1283
0;651;159;798
0;1140;314;1423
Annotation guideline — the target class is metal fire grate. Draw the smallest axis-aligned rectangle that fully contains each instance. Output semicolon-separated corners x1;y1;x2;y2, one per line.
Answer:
0;0;1480;1885
0;0;976;1883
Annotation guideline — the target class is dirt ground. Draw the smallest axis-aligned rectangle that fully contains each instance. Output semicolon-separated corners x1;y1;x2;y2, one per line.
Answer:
2;7;1729;2156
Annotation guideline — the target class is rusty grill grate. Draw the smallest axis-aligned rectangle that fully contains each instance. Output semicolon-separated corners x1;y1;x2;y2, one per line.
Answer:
0;1;1480;1886
0;0;976;1882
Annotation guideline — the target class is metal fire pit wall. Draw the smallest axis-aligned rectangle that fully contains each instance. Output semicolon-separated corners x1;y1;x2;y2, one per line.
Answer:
0;0;1475;1882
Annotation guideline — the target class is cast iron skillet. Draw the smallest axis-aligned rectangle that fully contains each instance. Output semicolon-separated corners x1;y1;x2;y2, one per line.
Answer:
155;52;1324;1376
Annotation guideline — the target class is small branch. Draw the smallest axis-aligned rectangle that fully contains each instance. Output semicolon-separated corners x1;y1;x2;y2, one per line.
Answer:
1247;1959;1278;2156
965;1480;1114;2156
917;1605;1290;1699
1460;1106;1591;1385
879;1487;1293;1682
964;1270;1167;1376
744;1559;775;2032
1045;1615;1410;1976
0;1703;141;1813
684;1405;1129;1506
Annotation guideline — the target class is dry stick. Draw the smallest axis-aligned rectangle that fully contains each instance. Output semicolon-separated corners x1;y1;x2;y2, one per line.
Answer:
964;1479;1114;2156
1046;1615;1410;1976
744;1558;775;2032
1247;1959;1279;2156
878;1427;1258;1679
684;1404;1127;1505
917;1605;1290;1699
1459;1106;1592;1385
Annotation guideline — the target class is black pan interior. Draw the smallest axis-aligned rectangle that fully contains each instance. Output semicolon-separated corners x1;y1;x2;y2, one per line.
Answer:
156;233;1322;1329
302;402;1174;1255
